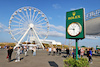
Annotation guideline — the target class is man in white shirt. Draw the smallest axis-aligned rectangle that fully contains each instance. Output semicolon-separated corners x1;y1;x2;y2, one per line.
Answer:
48;47;52;55
15;47;20;62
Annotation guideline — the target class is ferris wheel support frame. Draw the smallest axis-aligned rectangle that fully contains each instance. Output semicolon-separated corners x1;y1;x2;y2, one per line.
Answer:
14;23;44;49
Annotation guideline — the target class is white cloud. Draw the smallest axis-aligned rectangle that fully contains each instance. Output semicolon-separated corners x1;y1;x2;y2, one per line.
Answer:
52;4;61;9
49;24;65;32
4;29;9;32
49;31;65;37
36;24;65;37
0;23;3;29
37;31;65;37
0;23;3;32
0;22;9;32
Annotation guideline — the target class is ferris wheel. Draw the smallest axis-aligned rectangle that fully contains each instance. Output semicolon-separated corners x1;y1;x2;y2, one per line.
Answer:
8;6;49;49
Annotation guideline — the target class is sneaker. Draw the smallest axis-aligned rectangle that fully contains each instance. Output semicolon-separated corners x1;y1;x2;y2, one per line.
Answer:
15;60;18;62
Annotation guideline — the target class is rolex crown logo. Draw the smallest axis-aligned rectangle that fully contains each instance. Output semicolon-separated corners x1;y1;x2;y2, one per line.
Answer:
72;12;76;16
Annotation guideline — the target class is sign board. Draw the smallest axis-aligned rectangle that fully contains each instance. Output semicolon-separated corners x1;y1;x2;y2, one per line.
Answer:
66;8;85;39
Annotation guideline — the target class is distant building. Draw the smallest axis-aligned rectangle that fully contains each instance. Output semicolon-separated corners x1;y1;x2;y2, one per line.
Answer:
30;36;62;45
41;39;61;45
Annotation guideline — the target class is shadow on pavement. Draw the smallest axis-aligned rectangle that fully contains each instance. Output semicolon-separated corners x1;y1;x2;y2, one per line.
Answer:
20;57;24;60
11;57;24;62
11;58;16;62
48;61;58;67
62;55;67;58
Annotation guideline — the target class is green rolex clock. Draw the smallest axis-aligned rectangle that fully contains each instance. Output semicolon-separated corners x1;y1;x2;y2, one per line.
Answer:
66;8;85;39
67;22;82;36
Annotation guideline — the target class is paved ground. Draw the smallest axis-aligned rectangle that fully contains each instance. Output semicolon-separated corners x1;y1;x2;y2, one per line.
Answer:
0;49;100;67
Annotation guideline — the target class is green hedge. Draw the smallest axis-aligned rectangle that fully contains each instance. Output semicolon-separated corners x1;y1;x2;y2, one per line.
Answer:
64;57;89;67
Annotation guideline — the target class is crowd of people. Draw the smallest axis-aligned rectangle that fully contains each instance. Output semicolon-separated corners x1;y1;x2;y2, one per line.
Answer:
5;45;93;64
48;47;62;56
6;46;37;62
65;47;93;64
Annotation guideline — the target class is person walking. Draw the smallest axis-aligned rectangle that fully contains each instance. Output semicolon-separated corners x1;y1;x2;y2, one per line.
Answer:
87;48;90;62
78;48;81;58
52;47;56;56
66;48;69;57
58;47;62;56
24;47;27;56
48;47;52;55
6;46;9;59
8;46;13;62
33;46;36;56
15;47;21;62
89;48;93;64
21;46;24;54
73;48;76;59
56;47;59;55
80;48;84;58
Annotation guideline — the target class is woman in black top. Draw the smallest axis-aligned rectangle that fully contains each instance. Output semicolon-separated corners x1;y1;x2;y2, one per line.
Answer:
8;46;13;62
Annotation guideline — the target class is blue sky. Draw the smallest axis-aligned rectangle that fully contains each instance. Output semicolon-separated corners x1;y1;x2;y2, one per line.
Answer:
0;0;100;48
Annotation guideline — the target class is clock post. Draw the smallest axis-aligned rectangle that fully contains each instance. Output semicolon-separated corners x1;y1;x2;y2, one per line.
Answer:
66;8;85;60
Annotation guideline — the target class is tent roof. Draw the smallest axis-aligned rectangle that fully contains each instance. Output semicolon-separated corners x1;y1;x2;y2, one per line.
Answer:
86;17;100;36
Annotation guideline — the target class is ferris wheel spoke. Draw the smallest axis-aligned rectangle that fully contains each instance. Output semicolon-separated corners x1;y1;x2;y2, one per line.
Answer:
36;18;45;24
11;25;22;27
12;20;23;24
36;22;46;26
17;32;25;40
12;36;18;42
34;15;42;22
32;11;35;21
36;25;47;28
22;11;28;20
14;16;24;22
11;28;23;32
30;10;31;21
26;10;29;21
13;29;26;36
17;13;26;22
33;13;39;22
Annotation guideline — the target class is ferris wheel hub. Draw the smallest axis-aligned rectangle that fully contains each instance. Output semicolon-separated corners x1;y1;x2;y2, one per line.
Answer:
29;23;34;28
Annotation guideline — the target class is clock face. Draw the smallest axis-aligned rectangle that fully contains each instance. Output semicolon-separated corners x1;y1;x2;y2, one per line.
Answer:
67;22;82;36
